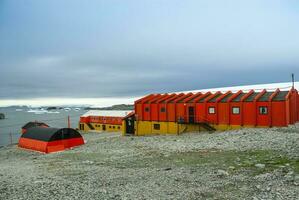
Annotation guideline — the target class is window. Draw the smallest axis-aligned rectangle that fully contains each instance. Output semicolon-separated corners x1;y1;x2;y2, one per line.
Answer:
145;107;150;112
160;107;166;112
153;124;160;130
80;124;84;130
208;107;216;114
259;106;268;115
232;107;240;114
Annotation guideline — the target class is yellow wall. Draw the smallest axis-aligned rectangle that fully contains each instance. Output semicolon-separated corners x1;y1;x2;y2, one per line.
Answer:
133;121;206;136
121;120;273;136
79;123;123;133
131;121;246;136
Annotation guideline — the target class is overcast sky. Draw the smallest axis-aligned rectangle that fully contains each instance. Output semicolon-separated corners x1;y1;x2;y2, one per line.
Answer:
1;0;299;103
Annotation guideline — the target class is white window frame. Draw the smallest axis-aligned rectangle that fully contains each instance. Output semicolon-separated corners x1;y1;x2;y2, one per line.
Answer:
232;107;240;115
259;106;268;115
208;107;216;114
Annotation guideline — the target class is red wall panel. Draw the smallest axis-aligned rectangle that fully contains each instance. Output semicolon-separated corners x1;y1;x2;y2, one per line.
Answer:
218;103;229;125
271;102;286;126
243;102;255;126
158;104;167;121
230;102;242;125
176;103;186;122
150;103;159;121
206;103;217;124
256;102;270;126
195;103;206;122
143;103;151;121
167;104;176;122
135;104;143;120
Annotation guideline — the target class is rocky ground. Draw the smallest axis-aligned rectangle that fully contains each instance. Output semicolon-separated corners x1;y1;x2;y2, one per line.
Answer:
0;125;298;200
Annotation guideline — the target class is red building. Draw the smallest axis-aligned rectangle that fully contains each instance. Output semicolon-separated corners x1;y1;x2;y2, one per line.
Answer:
79;110;132;132
128;88;299;135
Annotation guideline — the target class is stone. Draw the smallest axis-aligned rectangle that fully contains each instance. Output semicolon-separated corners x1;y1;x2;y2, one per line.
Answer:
255;164;265;168
256;185;261;189
217;169;229;177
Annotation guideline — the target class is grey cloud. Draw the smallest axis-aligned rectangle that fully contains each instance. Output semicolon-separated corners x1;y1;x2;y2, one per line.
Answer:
1;0;299;99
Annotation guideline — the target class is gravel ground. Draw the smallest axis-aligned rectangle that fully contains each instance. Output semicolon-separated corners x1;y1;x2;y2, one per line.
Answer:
0;125;298;200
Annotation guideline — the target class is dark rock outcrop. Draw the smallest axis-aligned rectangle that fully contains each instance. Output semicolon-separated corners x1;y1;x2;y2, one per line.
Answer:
0;113;5;120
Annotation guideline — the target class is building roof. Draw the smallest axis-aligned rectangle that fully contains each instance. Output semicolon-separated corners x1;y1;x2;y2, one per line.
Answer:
21;127;82;142
273;91;289;101
198;93;212;102
208;93;222;103
220;93;233;103
232;93;246;102
134;88;295;104
82;110;132;117
22;121;49;129
244;92;259;102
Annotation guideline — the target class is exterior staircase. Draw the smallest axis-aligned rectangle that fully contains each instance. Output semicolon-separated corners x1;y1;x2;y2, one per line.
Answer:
197;122;216;131
177;115;216;132
86;123;95;130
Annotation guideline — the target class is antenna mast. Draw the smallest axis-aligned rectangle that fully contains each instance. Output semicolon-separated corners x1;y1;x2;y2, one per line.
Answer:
292;73;295;90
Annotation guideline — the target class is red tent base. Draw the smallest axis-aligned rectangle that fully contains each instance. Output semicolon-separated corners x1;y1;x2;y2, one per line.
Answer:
18;137;84;153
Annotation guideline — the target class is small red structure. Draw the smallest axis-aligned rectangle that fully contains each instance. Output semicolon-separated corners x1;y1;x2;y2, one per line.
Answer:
18;127;84;153
79;110;131;132
21;121;49;134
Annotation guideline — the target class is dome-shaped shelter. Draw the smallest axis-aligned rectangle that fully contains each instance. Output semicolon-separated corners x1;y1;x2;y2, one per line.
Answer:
18;127;84;153
21;121;49;134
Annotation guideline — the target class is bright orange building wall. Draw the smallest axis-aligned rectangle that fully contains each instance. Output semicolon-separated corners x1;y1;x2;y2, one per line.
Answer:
150;103;159;121
206;103;217;124
143;103;151;121
230;102;242;125
158;104;167;121
167;103;176;122
195;103;206;122
218;103;229;125
135;104;143;120
256;102;270;126
271;102;287;126
243;102;255;126
176;103;186;122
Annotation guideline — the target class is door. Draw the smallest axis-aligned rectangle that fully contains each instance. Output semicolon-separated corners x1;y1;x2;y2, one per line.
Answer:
188;106;195;123
125;117;135;134
102;125;106;131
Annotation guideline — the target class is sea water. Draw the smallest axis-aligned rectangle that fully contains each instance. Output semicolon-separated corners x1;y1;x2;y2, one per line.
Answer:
0;107;86;146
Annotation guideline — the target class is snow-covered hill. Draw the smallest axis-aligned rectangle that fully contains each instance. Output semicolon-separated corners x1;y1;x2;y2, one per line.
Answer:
177;81;298;94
